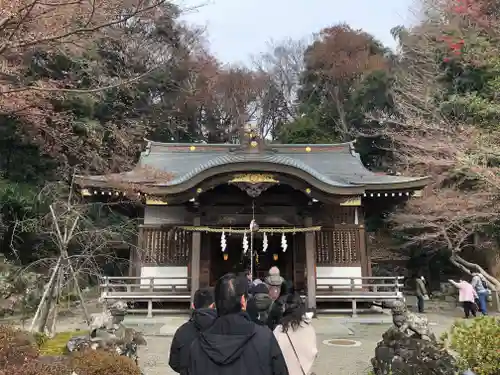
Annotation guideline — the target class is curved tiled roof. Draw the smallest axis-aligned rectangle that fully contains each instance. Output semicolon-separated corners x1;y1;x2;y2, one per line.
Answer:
75;140;429;194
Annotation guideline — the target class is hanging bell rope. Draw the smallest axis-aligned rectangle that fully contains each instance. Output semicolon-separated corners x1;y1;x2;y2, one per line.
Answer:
179;226;321;234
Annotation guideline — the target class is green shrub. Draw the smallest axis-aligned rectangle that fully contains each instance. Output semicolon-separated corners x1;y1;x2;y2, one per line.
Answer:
37;330;88;355
33;332;48;348
448;316;500;375
69;349;142;375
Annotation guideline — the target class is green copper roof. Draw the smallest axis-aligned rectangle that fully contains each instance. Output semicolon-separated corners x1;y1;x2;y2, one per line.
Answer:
75;140;429;195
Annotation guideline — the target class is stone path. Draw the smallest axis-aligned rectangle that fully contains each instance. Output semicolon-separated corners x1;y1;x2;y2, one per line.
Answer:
128;312;460;375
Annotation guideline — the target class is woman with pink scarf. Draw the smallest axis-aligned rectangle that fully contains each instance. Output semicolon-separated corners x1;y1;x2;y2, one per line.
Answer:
449;278;478;318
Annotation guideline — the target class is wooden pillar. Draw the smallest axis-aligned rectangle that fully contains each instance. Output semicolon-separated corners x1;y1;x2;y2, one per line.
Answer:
191;216;201;301
356;206;371;276
128;246;136;277
304;216;316;313
135;225;144;278
359;225;370;277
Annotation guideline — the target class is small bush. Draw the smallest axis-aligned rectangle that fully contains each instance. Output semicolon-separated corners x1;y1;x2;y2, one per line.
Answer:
448;316;500;375
33;332;48;348
0;325;39;367
69;349;142;375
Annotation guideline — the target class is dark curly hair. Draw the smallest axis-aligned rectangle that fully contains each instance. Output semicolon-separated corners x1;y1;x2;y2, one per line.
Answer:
279;292;306;333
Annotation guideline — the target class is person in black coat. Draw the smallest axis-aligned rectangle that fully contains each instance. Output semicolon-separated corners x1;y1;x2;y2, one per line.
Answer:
187;273;289;375
267;280;294;330
246;283;273;326
169;288;216;374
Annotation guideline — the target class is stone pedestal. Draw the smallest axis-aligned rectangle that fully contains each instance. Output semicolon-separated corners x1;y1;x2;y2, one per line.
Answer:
371;329;458;375
371;300;459;375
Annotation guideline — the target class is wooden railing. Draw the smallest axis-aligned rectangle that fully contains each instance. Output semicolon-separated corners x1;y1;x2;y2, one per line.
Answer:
100;275;404;317
315;276;404;316
100;276;191;317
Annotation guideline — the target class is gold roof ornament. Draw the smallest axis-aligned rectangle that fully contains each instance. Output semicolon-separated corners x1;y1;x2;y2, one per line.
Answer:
145;196;168;205
229;173;279;184
339;196;362;206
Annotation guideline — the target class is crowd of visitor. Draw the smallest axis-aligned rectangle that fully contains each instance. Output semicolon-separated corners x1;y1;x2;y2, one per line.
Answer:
414;272;490;318
169;266;318;375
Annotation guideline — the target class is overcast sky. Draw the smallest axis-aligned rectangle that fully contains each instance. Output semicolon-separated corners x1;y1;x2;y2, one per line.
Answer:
177;0;414;64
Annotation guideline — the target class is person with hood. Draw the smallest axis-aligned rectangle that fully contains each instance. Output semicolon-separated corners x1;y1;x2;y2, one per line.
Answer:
265;266;285;300
169;288;216;374
247;283;273;325
187;273;289;375
273;293;317;375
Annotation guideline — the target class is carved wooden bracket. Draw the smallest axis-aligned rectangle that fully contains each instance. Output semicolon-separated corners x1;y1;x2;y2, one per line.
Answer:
234;182;274;197
228;173;279;197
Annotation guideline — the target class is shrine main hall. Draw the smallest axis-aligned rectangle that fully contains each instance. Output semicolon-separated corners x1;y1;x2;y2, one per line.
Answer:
76;131;428;310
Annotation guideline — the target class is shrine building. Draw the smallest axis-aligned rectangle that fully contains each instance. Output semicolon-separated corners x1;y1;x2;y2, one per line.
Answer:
75;130;429;310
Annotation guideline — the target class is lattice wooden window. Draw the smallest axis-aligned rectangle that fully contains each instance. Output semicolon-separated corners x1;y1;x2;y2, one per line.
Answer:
335;207;355;224
315;230;333;264
315;227;360;265
332;228;359;263
141;227;191;266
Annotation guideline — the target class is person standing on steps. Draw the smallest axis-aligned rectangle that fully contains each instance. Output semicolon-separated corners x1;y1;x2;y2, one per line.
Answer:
415;274;429;313
187;273;289;375
265;266;285;301
169;288;216;375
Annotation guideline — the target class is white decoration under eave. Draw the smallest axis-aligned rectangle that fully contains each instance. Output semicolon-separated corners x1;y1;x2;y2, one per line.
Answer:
220;231;226;252
242;231;249;254
281;233;287;252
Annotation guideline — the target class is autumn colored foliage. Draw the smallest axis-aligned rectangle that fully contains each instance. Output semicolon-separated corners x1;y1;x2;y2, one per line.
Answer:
379;0;500;282
305;24;387;80
0;325;141;375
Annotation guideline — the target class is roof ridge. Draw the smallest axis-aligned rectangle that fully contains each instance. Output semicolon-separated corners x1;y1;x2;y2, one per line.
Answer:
143;139;356;148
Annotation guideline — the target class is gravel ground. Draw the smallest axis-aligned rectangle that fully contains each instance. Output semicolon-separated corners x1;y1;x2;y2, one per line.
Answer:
136;312;460;375
2;299;486;375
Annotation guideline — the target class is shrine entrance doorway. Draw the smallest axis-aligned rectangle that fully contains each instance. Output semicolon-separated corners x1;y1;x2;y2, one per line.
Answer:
205;230;303;290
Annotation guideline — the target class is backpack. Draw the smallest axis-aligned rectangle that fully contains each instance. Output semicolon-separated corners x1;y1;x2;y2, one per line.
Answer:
268;285;280;301
481;278;488;290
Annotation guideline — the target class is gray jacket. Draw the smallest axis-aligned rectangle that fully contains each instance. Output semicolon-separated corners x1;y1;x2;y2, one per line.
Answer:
415;278;428;297
471;275;487;294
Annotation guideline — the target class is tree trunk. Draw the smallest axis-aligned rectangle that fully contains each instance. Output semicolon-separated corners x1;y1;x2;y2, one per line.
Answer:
450;254;500;290
35;270;59;333
29;256;62;332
